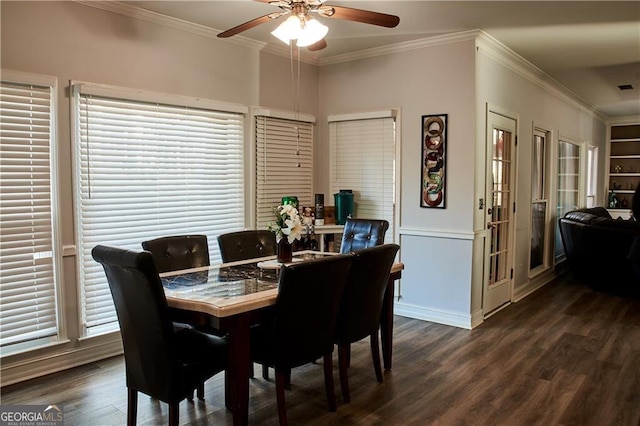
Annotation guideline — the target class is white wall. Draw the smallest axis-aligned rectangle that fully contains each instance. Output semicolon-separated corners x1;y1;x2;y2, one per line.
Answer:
317;37;478;327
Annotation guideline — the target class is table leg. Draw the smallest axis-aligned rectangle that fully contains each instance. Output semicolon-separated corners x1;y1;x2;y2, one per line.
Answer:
380;276;393;370
225;314;251;426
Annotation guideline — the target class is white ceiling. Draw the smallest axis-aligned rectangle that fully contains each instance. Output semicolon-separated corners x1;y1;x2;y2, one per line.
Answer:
123;0;640;119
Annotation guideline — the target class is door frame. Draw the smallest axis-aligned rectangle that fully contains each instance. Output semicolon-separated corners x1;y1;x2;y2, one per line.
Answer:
482;104;519;317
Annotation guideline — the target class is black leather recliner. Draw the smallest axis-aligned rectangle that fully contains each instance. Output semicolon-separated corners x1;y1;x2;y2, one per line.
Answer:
559;207;640;294
340;218;389;253
92;245;228;426
217;230;276;263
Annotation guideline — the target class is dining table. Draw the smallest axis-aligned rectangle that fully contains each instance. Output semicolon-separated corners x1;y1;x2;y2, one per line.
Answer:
160;250;404;426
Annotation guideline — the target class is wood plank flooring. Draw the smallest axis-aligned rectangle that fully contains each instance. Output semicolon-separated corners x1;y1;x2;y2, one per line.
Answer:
3;274;640;425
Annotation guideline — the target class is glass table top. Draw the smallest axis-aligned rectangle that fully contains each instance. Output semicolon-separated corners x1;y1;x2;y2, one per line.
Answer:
161;251;335;300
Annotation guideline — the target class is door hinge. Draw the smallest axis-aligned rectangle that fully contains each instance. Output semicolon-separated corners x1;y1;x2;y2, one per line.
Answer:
510;268;514;279
513;202;516;213
515;135;518;146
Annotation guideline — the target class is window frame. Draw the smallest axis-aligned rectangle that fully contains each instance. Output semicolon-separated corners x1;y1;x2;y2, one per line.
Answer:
0;69;64;356
253;108;315;231
586;145;598;208
328;110;397;242
529;127;551;277
554;134;585;261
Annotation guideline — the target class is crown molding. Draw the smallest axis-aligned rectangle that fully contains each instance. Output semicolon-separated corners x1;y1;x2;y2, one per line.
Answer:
318;30;481;67
475;31;606;122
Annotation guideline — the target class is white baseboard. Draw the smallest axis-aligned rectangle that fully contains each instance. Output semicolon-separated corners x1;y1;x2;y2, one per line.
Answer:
395;302;472;330
1;336;123;386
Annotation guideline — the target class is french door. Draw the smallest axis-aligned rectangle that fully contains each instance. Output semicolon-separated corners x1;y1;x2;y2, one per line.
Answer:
483;111;517;315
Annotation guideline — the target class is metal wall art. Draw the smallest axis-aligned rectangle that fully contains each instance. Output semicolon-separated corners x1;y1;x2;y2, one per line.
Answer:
421;114;447;208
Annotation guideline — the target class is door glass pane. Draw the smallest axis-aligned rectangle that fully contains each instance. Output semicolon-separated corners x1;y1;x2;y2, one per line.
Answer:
489;129;511;285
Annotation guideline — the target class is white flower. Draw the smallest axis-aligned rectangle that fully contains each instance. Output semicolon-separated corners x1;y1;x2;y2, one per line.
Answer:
269;204;303;244
283;215;303;243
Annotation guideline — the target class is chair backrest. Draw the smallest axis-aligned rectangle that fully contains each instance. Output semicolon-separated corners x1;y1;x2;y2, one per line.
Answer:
217;230;276;263
340;218;389;254
271;255;352;369
141;235;209;273
336;244;400;344
91;245;175;400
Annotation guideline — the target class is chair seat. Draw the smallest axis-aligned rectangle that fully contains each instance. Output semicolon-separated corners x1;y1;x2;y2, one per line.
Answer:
172;328;227;393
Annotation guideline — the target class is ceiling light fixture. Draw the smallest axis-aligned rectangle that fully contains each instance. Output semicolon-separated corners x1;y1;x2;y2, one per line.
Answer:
271;15;328;47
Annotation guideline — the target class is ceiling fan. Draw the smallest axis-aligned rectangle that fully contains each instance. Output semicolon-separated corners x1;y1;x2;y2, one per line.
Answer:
217;0;400;51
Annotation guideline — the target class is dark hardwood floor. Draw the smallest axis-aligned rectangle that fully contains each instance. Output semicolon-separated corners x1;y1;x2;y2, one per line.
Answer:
3;273;640;425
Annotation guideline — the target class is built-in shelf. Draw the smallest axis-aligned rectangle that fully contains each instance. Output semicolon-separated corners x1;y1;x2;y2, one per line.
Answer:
607;123;640;213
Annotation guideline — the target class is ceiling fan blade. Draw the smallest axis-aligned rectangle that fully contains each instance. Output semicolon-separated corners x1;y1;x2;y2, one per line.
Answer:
217;13;283;38
307;38;327;51
320;5;400;28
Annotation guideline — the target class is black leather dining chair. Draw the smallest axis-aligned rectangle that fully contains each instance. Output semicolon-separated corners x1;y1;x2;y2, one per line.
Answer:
141;234;224;395
339;218;389;253
217;230;277;263
141;234;210;273
217;229;277;380
335;243;400;403
250;255;352;426
92;245;228;426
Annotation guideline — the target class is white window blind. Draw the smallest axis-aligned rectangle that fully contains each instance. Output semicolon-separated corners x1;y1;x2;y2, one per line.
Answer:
1;73;60;351
329;115;395;241
74;84;245;335
255;115;313;229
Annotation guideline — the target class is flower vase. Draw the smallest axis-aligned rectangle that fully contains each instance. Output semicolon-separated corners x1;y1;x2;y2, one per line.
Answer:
277;238;293;263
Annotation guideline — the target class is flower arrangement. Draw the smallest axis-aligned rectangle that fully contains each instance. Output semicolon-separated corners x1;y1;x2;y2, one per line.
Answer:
269;204;303;244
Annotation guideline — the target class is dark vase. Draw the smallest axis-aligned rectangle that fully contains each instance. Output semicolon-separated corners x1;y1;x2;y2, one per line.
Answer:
277;238;293;263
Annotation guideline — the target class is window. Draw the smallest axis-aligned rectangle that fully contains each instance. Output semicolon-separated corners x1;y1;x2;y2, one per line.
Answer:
586;145;598;208
73;82;246;336
555;138;582;259
1;71;61;353
255;112;313;230
530;129;549;273
328;112;396;239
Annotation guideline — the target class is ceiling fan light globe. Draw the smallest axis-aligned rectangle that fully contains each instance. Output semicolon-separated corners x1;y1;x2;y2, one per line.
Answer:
271;15;303;44
296;18;328;47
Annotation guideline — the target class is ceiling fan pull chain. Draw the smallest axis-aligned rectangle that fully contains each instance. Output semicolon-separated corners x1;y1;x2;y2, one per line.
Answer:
288;43;302;168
